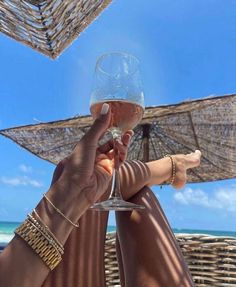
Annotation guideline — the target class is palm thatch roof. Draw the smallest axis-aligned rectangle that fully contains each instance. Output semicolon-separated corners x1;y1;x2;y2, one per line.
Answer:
0;0;112;58
1;94;236;184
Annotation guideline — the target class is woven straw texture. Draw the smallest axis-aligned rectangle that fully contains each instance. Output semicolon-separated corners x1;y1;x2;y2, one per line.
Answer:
0;0;112;58
105;232;236;287
1;94;236;184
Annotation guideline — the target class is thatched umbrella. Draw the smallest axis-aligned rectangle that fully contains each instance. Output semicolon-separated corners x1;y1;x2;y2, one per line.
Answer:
0;0;112;59
1;94;236;183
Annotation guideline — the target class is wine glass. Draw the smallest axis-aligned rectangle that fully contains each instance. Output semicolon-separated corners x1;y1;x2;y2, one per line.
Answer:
90;52;145;211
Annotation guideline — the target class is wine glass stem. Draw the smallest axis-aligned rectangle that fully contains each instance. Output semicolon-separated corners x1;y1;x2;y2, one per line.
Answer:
109;168;122;199
109;134;122;199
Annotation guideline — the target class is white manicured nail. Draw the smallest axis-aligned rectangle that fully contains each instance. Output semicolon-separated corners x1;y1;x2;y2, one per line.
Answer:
195;150;201;155
100;103;110;115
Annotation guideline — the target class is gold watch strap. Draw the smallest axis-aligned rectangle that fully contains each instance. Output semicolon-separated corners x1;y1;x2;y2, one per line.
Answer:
15;219;63;270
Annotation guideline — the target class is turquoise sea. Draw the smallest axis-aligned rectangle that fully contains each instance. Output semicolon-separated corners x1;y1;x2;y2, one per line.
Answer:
1;221;236;246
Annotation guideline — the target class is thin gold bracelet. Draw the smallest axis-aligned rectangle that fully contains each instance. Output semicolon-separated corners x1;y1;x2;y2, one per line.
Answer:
43;193;79;228
164;155;176;186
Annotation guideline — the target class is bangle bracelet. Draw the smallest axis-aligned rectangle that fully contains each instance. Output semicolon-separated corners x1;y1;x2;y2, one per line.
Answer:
164;155;176;186
43;193;79;228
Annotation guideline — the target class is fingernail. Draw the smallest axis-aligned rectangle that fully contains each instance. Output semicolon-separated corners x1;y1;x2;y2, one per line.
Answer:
100;103;110;115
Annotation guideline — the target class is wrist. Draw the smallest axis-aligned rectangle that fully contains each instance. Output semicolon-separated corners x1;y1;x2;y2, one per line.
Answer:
52;176;97;217
35;181;90;244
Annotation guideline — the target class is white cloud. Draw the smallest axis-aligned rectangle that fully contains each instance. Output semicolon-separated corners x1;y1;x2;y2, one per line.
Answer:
19;164;32;173
0;176;43;188
174;186;236;212
213;187;236;212
174;188;210;207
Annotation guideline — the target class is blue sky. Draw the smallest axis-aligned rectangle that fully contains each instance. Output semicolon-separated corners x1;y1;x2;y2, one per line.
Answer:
1;0;236;231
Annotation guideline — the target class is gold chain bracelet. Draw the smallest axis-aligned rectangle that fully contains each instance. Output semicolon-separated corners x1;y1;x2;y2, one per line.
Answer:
43;193;79;228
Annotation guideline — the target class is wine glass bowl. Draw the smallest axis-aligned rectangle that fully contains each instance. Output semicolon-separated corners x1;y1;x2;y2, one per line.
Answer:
90;52;144;109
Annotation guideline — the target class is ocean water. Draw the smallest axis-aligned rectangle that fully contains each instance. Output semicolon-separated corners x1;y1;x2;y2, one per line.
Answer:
0;222;19;244
1;221;236;245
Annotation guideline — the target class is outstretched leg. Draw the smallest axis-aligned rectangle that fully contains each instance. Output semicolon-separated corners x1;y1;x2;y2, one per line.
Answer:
116;186;194;287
